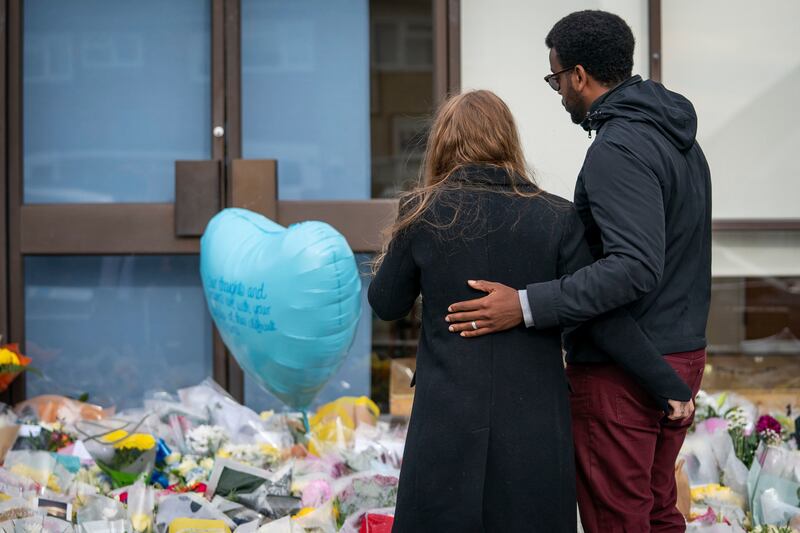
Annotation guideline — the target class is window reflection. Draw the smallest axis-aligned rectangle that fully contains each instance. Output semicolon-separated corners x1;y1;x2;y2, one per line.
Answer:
370;0;434;199
705;277;800;391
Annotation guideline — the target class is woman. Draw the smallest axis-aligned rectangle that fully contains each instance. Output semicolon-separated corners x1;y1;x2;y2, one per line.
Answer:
368;90;682;532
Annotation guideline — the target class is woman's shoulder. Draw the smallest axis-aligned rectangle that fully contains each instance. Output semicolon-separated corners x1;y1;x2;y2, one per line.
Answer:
517;190;575;215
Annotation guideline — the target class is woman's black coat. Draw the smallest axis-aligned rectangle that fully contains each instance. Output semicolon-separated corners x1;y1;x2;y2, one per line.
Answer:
368;166;663;532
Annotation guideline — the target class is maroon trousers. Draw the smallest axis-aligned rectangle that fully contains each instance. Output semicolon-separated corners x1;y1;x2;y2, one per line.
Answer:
567;349;706;533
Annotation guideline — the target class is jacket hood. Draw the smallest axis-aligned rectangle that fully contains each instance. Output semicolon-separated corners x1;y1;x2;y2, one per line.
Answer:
581;75;698;151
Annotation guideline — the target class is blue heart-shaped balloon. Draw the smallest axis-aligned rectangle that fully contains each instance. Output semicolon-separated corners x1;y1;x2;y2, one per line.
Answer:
200;208;362;410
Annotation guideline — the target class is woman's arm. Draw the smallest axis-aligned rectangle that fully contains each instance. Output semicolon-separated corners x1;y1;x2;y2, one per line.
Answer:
367;226;421;322
558;206;692;413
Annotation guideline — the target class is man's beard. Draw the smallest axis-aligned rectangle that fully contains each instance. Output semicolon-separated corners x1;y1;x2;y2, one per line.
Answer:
562;87;587;124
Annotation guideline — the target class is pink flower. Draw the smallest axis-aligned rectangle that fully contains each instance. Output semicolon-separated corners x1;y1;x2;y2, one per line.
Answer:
301;479;333;507
700;417;728;434
756;415;782;435
690;507;717;524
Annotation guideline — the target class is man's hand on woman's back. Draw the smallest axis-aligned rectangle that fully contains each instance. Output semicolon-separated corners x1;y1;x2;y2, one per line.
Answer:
445;280;522;337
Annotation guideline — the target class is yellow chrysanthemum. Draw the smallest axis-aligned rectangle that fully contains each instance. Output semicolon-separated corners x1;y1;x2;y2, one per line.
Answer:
293;507;316;519
690;483;745;508
0;348;20;366
101;430;129;443
113;433;156;451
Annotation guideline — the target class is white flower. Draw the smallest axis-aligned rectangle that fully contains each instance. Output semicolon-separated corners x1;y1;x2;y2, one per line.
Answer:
199;457;215;471
176;457;199;477
218;443;269;467
165;452;182;465
185;425;228;457
725;407;747;432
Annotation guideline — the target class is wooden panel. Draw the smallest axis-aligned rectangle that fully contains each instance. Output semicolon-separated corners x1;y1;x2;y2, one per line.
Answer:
447;0;461;94
175;160;222;237
230;159;277;218
713;220;800;231
212;0;225;164
433;0;448;103
211;0;227;392
8;0;25;403
744;277;800;340
279;200;398;252
648;0;662;82
20;204;200;254
0;0;7;344
433;0;461;102
0;0;9;404
224;0;244;403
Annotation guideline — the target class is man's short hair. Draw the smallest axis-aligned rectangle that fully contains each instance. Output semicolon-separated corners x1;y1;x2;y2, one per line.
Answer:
545;10;634;86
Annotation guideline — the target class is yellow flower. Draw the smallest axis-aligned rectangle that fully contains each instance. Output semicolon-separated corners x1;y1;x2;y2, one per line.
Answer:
47;473;62;492
101;430;129;443
259;444;280;460
690;483;745;508
0;348;20;366
130;513;151;532
216;449;231;459
165;452;182;465
200;458;215;471
10;464;49;486
113;433;156;451
293;507;316;518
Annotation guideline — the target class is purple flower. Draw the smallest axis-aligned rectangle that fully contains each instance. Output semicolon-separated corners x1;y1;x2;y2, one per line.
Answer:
756;415;782;435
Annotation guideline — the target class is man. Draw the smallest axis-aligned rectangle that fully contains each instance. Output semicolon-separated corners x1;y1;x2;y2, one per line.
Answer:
445;10;711;532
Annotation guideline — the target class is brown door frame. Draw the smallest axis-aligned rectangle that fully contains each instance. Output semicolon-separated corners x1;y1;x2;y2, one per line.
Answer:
0;0;8;405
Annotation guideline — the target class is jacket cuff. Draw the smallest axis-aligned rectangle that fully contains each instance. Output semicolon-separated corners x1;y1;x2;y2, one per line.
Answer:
526;280;560;329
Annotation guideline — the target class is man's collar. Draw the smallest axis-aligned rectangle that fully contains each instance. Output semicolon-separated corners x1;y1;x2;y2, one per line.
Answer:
588;75;643;113
581;75;643;132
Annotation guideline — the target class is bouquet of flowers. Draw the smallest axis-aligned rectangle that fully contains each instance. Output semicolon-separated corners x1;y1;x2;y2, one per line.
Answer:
79;424;157;489
12;421;75;453
333;474;399;529
0;343;37;393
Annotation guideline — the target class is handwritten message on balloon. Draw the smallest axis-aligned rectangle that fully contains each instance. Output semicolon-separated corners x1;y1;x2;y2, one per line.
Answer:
204;278;275;336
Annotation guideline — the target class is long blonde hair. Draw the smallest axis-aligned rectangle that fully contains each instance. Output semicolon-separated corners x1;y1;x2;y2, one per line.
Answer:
373;89;540;272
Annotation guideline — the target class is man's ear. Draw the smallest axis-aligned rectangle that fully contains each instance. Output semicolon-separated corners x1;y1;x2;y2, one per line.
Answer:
573;64;589;92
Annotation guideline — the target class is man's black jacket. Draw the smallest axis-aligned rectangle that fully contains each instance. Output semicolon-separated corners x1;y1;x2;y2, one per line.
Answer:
526;75;712;404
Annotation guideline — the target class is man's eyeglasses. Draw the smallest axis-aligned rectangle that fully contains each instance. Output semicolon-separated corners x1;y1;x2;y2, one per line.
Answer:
544;66;575;91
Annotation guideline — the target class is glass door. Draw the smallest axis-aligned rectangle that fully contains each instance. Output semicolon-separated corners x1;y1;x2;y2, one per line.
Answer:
4;0;460;410
6;0;228;407
237;0;453;411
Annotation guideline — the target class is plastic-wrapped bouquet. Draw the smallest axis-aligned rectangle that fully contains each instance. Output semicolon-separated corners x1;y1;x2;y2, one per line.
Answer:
83;428;157;489
0;343;36;393
185;425;228;457
333;474;399;529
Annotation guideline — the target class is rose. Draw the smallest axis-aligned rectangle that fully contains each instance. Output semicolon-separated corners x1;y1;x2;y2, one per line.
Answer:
756;415;782;436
